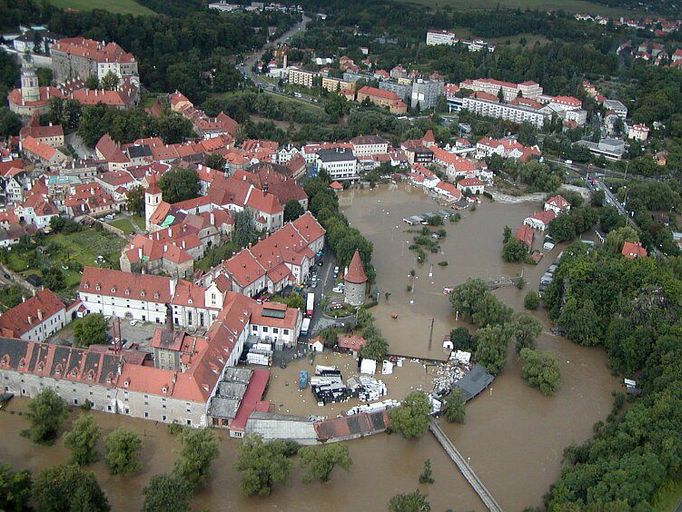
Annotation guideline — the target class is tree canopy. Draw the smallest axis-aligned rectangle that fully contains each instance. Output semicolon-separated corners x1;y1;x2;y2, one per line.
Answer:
64;414;101;465
104;428;142;475
235;434;293;496
388;489;431;512
158;167;200;204
172;429;219;491
298;444;352;483
442;389;466;424
388;391;431;439
142;474;192;512
32;464;109;512
23;389;68;445
73;313;109;348
520;348;561;396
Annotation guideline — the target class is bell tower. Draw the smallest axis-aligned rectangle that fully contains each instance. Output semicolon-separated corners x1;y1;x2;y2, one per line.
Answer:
20;53;40;103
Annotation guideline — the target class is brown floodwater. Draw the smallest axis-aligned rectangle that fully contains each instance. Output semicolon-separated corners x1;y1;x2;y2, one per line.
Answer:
0;183;617;512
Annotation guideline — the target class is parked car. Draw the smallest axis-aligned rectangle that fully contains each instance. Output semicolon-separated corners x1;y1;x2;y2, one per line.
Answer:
130;320;138;326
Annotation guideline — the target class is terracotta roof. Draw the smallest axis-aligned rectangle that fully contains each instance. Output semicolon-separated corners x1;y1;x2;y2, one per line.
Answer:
358;86;400;101
21;136;57;161
79;267;172;303
514;225;534;248
329;181;343;190
20;124;64;140
337;335;367;351
0;289;65;339
622;241;647;259
96;134;128;163
545;195;570;209
344;250;367;284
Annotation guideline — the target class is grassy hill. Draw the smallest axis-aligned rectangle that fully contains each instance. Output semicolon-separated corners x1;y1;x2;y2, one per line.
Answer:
48;0;154;16
397;0;647;17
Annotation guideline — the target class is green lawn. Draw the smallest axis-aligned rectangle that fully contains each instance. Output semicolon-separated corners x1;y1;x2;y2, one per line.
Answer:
652;478;682;512
195;242;240;272
398;0;648;17
48;0;154;16
6;228;126;294
109;218;135;235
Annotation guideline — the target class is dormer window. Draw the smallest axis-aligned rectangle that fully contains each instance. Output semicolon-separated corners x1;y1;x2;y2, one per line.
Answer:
111;287;116;293
83;282;89;289
55;363;62;376
37;361;44;372
162;386;168;394
188;298;193;305
140;290;146;297
125;288;130;295
87;369;95;381
154;292;159;299
123;379;130;388
70;367;78;377
95;284;101;291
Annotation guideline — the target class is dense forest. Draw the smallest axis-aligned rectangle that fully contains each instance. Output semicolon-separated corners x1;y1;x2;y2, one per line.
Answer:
543;244;682;510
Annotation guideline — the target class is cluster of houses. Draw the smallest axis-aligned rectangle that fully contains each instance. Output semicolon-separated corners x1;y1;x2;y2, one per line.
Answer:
425;29;496;52
616;40;682;68
265;51;446;111
574;13;681;38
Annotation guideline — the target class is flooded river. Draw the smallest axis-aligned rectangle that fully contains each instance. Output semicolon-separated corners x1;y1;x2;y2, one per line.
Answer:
0;183;617;512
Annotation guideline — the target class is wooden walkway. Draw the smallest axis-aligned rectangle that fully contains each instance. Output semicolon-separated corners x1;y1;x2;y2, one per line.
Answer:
429;421;504;512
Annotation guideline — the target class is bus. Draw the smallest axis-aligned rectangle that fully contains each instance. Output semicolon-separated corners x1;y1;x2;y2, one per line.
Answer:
300;318;311;337
306;292;315;317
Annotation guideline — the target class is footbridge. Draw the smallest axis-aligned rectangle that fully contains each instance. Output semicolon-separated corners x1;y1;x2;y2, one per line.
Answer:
429;421;504;512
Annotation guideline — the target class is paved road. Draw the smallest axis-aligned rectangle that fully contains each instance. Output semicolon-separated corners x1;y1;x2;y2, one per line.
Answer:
239;15;326;107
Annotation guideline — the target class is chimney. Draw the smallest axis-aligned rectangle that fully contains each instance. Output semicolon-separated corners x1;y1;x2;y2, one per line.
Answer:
163;244;167;253
27;315;32;324
37;309;43;321
210;212;215;225
170;278;177;297
168;227;172;237
138;247;143;259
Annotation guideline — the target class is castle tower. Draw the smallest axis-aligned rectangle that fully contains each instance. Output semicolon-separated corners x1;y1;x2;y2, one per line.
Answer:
145;175;162;231
344;250;368;306
20;53;40;103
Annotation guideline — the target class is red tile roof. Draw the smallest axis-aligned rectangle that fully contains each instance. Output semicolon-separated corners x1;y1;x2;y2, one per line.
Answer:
514;225;534;248
337;335;367;352
621;241;647;260
344;250;367;284
79;267;173;303
0;289;65;339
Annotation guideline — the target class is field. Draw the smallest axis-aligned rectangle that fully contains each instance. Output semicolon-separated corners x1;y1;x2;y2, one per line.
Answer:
48;0;154;16
652;478;682;512
398;0;647;17
109;216;144;235
5;228;126;295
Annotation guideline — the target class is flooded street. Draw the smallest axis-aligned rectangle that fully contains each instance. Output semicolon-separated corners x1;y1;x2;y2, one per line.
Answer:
0;183;617;512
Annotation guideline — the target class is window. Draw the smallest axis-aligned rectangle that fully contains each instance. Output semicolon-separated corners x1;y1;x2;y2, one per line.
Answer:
144;412;149;418
74;399;78;405
162;415;167;421
262;326;268;333
283;329;289;335
107;405;112;411
273;328;279;334
186;420;192;426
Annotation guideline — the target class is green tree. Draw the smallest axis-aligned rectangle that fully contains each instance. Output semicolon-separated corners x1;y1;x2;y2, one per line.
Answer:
502;238;530;263
558;297;602;346
548;213;578;242
32;464;110;512
64;414;101;465
519;348;561;396
474;324;514;375
73;314;109;348
104;428;141;475
43;266;65;291
418;459;434;484
512;313;543;353
502;225;512;243
298;444;353;483
233;209;257;248
142;474;192;512
283;199;305;222
599;206;626;233
125;185;145;216
0;463;32;512
388;392;431;440
159;167;200;204
23;388;67;445
204;153;226;170
442;388;466;424
100;71;120;90
235;434;293;496
524;291;540;310
86;76;99;89
37;67;52;86
449;327;475;352
591;189;605;207
173;429;219;491
0;107;21;137
449;278;488;323
388;490;431;512
359;331;388;361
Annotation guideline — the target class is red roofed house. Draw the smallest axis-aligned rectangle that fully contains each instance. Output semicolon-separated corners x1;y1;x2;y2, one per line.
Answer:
96;134;130;171
344;250;368;306
8;56;65;116
329;180;344;193
0;289;67;342
20;121;64;148
524;210;556;231
356;86;407;114
621;241;647;260
337;334;367;357
514;225;535;249
434;181;463;202
544;195;571;215
20;136;69;166
457;177;485;194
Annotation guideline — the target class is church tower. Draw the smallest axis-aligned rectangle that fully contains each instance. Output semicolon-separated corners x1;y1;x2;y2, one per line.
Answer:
20;53;40;103
145;175;162;231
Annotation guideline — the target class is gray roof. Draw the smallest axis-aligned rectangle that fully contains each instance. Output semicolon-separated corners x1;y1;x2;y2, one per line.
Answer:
452;364;494;402
317;148;356;162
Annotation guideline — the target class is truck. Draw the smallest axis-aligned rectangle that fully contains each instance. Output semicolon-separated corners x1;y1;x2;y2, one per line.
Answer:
300;317;311;336
306;292;315;317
